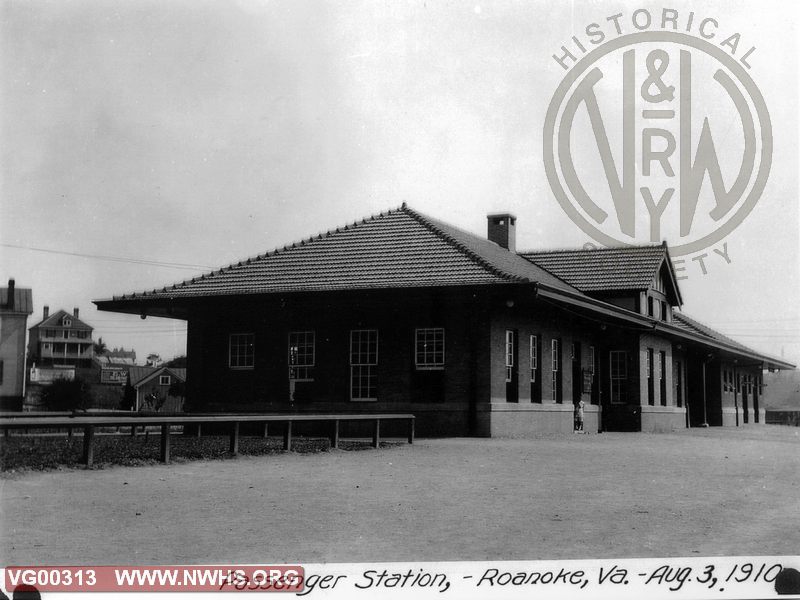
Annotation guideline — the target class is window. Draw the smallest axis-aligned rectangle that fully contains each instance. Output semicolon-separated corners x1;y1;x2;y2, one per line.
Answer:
660;300;668;321
551;338;561;402
647;296;654;317
159;375;171;386
530;334;541;403
675;360;683;407
415;328;445;369
588;346;595;374
551;339;560;372
646;348;654;405
659;351;667;406
288;331;315;380
529;335;538;382
505;330;516;383
63;331;70;339
63;317;72;327
229;333;255;369
610;350;628;404
351;329;378;401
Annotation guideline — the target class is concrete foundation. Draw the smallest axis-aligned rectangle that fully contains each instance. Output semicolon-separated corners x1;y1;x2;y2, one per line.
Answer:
640;405;686;432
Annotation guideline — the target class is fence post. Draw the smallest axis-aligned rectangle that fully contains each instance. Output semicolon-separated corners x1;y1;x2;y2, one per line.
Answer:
372;419;381;448
229;422;240;456
160;424;171;464
330;419;339;449
82;425;95;467
283;421;292;451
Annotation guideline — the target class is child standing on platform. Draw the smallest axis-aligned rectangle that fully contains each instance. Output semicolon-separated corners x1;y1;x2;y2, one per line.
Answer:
574;399;585;432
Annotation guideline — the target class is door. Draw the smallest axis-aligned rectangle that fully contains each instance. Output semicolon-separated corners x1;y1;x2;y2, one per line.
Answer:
740;374;749;423
571;342;582;404
753;375;760;423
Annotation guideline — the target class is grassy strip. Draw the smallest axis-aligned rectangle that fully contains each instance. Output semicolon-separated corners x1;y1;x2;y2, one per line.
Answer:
1;435;399;473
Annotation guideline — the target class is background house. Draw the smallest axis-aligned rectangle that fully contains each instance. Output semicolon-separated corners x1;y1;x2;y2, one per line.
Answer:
99;347;137;366
28;306;94;368
125;366;186;412
0;279;34;410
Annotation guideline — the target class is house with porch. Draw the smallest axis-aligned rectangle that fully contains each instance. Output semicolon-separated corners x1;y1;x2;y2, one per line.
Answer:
28;307;95;369
94;205;794;436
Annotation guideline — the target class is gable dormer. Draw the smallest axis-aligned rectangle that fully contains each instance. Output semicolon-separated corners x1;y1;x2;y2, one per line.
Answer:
520;243;683;318
640;255;682;322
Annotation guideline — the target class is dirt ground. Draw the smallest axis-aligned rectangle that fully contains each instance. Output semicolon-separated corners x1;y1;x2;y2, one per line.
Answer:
1;426;798;565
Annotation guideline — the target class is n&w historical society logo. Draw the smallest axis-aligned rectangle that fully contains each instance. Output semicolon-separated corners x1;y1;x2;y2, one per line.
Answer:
544;8;771;278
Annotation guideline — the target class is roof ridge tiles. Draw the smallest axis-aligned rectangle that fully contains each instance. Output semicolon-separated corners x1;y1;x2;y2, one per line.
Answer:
400;205;525;283
521;244;664;255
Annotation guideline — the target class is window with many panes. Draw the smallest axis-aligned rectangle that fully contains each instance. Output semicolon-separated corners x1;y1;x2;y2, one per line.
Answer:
529;335;541;403
505;330;515;382
159;375;171;386
288;331;315;380
415;328;445;369
551;338;561;402
350;330;378;400
529;335;538;383
229;333;255;369
610;350;627;404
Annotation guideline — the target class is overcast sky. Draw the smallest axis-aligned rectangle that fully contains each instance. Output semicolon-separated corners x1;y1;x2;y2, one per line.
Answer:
2;0;798;364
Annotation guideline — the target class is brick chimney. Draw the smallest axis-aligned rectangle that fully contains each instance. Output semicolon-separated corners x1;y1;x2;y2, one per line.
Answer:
73;307;80;319
6;279;14;310
43;305;49;319
487;213;517;252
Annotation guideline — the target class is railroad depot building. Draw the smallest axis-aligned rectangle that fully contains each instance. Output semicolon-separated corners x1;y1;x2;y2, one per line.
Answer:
94;205;794;437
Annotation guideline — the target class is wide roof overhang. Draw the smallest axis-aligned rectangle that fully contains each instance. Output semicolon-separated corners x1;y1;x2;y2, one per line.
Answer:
534;282;795;371
95;281;795;372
